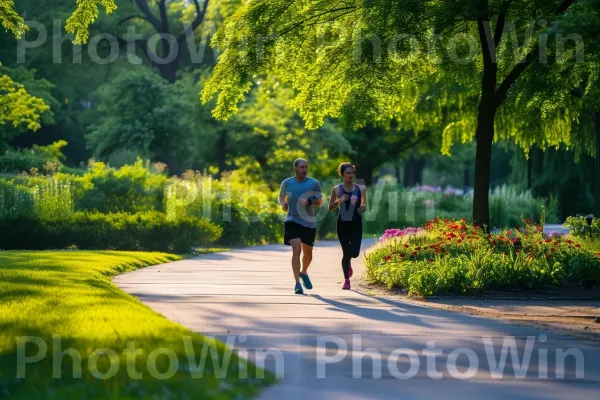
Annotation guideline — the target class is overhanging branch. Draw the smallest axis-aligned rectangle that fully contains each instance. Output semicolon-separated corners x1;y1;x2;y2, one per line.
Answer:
134;0;162;33
177;0;209;45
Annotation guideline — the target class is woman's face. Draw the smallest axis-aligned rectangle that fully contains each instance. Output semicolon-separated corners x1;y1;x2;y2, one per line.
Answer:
343;167;355;181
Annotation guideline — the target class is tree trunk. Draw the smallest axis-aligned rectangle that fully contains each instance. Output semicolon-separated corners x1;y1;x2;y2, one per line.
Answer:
403;159;413;186
216;130;228;175
594;110;600;217
527;147;533;190
362;165;374;186
472;98;497;230
413;158;425;186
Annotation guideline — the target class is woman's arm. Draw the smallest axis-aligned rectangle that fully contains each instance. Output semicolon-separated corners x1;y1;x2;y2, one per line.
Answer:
358;184;367;214
328;186;338;211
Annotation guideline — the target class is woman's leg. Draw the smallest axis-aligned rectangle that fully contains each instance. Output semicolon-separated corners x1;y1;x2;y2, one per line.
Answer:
336;220;352;279
350;219;363;259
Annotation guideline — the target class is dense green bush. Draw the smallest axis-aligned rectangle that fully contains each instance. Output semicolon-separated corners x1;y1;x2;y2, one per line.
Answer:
164;172;283;246
75;160;167;213
564;215;600;239
0;141;67;174
0;211;221;252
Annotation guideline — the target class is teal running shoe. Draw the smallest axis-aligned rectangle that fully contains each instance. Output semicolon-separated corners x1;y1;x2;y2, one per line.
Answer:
299;272;313;289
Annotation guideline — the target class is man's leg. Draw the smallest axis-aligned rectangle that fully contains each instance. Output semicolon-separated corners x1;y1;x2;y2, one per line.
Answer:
290;238;302;283
301;243;313;275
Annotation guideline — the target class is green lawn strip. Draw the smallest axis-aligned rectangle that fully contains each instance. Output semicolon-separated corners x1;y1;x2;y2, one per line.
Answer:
0;251;275;399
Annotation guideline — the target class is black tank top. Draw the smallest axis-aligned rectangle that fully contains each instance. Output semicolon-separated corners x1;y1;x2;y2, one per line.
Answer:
337;184;362;222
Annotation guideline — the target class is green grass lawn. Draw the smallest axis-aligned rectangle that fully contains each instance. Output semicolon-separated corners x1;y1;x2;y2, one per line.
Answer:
0;251;275;399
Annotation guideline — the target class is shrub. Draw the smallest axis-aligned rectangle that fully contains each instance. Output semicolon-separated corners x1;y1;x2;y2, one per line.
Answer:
75;159;167;213
365;217;600;296
563;215;600;239
0;141;67;174
164;172;283;246
0;211;221;253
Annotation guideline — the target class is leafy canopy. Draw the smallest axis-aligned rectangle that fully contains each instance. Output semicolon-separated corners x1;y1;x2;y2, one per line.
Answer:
202;0;587;154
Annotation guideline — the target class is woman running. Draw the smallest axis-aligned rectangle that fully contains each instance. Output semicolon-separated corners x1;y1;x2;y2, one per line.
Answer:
328;162;367;290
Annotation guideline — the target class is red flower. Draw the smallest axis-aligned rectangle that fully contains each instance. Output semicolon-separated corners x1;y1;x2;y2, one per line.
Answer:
404;244;409;248
551;248;555;252
567;240;573;244
444;218;449;223
513;238;518;244
596;253;600;257
436;248;440;253
545;254;550;258
400;254;405;258
475;225;480;229
526;218;531;224
415;246;421;251
554;241;559;245
457;239;463;244
545;239;551;243
499;235;504;241
428;259;433;262
575;244;581;248
507;230;513;235
385;255;391;261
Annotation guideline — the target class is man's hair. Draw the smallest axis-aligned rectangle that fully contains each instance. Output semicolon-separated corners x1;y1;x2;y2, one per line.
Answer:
294;158;308;168
337;162;356;177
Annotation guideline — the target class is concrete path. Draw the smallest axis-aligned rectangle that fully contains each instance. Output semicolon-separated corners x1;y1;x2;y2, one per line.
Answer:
114;240;600;399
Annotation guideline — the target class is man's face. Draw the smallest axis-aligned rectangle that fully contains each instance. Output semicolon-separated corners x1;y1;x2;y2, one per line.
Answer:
295;161;308;177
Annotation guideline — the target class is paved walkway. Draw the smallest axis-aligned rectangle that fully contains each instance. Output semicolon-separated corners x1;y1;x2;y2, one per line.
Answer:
114;240;600;399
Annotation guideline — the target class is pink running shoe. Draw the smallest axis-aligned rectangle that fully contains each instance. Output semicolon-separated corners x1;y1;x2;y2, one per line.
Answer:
342;279;351;290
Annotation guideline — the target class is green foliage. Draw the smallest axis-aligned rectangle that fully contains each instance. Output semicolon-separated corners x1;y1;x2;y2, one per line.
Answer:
0;211;221;252
327;183;556;236
74;159;167;213
177;71;352;182
0;65;49;145
64;0;118;44
0;140;67;174
564;215;600;239
165;170;283;246
365;217;600;296
0;0;28;37
86;69;183;168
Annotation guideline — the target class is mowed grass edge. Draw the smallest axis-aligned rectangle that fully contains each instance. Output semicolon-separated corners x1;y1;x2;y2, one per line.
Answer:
0;250;276;399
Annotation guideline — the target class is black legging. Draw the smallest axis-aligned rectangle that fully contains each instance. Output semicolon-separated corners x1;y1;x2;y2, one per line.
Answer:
336;219;363;279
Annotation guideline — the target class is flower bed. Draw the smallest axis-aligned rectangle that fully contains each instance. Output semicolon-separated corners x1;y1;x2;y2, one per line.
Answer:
364;217;600;296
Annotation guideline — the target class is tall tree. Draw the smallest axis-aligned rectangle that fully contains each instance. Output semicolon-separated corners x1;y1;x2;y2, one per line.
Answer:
202;0;589;230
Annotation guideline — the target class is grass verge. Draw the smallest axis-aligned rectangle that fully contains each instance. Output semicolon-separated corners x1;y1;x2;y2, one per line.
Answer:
0;250;275;399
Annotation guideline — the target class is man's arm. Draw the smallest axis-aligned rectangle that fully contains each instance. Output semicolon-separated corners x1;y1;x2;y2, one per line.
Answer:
309;181;324;207
279;181;288;211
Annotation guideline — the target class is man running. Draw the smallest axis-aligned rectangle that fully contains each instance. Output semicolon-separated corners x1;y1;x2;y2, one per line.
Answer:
279;158;323;294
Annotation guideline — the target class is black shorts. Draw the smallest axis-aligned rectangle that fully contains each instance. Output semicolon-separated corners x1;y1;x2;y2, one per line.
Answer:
284;221;316;247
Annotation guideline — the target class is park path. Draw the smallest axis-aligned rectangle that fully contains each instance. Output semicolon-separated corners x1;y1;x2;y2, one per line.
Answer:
114;240;600;400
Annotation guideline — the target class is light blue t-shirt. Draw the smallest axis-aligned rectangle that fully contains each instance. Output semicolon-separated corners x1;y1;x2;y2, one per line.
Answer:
280;176;323;229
